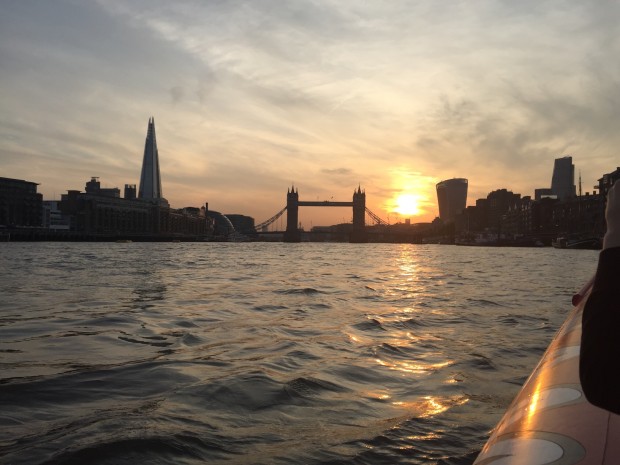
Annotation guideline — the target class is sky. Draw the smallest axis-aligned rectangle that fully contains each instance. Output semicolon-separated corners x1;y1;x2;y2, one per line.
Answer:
1;0;619;228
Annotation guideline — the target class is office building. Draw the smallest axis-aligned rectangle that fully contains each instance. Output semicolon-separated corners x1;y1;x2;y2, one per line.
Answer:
42;201;71;230
139;117;168;206
436;178;468;223
226;214;256;235
85;177;120;198
0;177;43;227
58;118;206;238
534;188;554;201
124;184;136;200
551;156;576;200
597;167;620;199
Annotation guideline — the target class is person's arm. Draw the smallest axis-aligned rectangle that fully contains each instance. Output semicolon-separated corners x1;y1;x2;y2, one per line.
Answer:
579;180;620;414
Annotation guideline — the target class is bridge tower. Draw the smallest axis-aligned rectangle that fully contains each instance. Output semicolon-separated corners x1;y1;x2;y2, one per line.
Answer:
351;186;367;243
284;186;301;242
353;186;366;228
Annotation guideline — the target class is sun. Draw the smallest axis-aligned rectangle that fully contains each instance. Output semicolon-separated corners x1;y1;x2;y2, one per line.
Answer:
394;194;421;216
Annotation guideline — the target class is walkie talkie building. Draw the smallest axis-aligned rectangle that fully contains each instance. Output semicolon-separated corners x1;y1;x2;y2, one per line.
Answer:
436;178;468;223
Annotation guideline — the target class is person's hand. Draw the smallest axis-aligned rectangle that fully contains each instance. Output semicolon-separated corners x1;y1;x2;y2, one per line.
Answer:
603;180;620;249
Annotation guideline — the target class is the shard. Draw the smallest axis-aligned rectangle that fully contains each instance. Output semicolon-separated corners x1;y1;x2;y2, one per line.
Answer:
138;117;164;202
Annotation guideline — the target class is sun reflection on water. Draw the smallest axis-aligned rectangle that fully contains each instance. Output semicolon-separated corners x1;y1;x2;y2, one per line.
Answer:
375;358;453;375
393;395;469;418
362;390;392;401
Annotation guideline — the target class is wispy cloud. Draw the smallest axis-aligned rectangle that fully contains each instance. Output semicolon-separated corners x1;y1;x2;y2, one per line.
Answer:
1;0;619;222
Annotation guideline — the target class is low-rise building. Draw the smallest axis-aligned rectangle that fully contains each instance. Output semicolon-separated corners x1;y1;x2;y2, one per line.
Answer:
60;177;206;238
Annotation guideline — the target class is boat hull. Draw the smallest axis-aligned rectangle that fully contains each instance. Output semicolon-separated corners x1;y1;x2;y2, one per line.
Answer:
552;237;601;250
474;291;618;464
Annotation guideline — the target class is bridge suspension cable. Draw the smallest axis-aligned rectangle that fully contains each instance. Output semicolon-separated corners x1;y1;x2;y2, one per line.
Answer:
255;206;287;231
255;206;387;230
365;207;389;226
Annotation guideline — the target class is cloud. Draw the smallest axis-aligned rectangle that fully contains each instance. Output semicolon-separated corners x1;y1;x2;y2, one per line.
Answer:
170;86;185;104
2;0;620;224
321;168;353;176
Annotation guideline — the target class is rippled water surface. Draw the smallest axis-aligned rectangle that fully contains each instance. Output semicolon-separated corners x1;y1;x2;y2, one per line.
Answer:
0;242;598;464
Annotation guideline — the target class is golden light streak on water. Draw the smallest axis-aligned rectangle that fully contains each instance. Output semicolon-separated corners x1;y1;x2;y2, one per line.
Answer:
361;390;392;401
392;395;469;418
0;243;598;464
406;432;443;441
375;358;453;374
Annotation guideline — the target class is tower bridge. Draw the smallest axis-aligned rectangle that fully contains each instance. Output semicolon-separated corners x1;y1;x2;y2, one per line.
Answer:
285;185;366;242
253;186;388;242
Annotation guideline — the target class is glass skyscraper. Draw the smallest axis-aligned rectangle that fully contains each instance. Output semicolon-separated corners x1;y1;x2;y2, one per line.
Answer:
551;156;576;200
436;178;468;223
138;117;168;207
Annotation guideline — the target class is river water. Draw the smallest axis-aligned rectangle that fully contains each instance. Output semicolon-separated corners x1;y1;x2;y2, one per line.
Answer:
0;242;598;464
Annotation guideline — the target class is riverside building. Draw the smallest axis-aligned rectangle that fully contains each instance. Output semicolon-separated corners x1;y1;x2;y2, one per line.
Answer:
436;178;468;224
59;118;206;239
0;177;42;228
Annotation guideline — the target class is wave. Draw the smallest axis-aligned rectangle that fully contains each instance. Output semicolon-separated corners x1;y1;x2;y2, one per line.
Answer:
283;376;349;399
352;318;385;331
276;288;324;295
1;243;598;464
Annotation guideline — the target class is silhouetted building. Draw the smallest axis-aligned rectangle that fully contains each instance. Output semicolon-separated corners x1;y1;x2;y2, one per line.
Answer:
206;210;235;238
58;118;206;238
486;188;521;231
42;201;70;230
61;187;153;234
551;156;576;200
0;177;43;227
457;205;484;233
85;177;120;198
139;117;168;206
226;214;256;235
455;188;520;235
452;162;617;244
502;196;557;240
597;167;620;199
503;196;532;237
552;192;604;240
60;179;206;237
436;178;468;223
534;188;555;201
533;198;559;239
124;184;137;200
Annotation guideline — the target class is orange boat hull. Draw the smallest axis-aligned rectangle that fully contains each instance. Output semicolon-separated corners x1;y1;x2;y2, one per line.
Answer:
474;292;619;464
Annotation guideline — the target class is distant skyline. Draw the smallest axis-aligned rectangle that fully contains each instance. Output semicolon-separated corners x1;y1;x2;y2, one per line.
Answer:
2;1;619;226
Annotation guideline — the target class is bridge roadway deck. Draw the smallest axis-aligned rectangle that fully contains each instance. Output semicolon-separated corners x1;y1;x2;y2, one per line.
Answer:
297;201;353;207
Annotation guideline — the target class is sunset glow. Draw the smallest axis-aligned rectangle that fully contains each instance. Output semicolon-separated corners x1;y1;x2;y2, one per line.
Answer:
384;170;437;221
394;194;422;217
1;2;618;225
